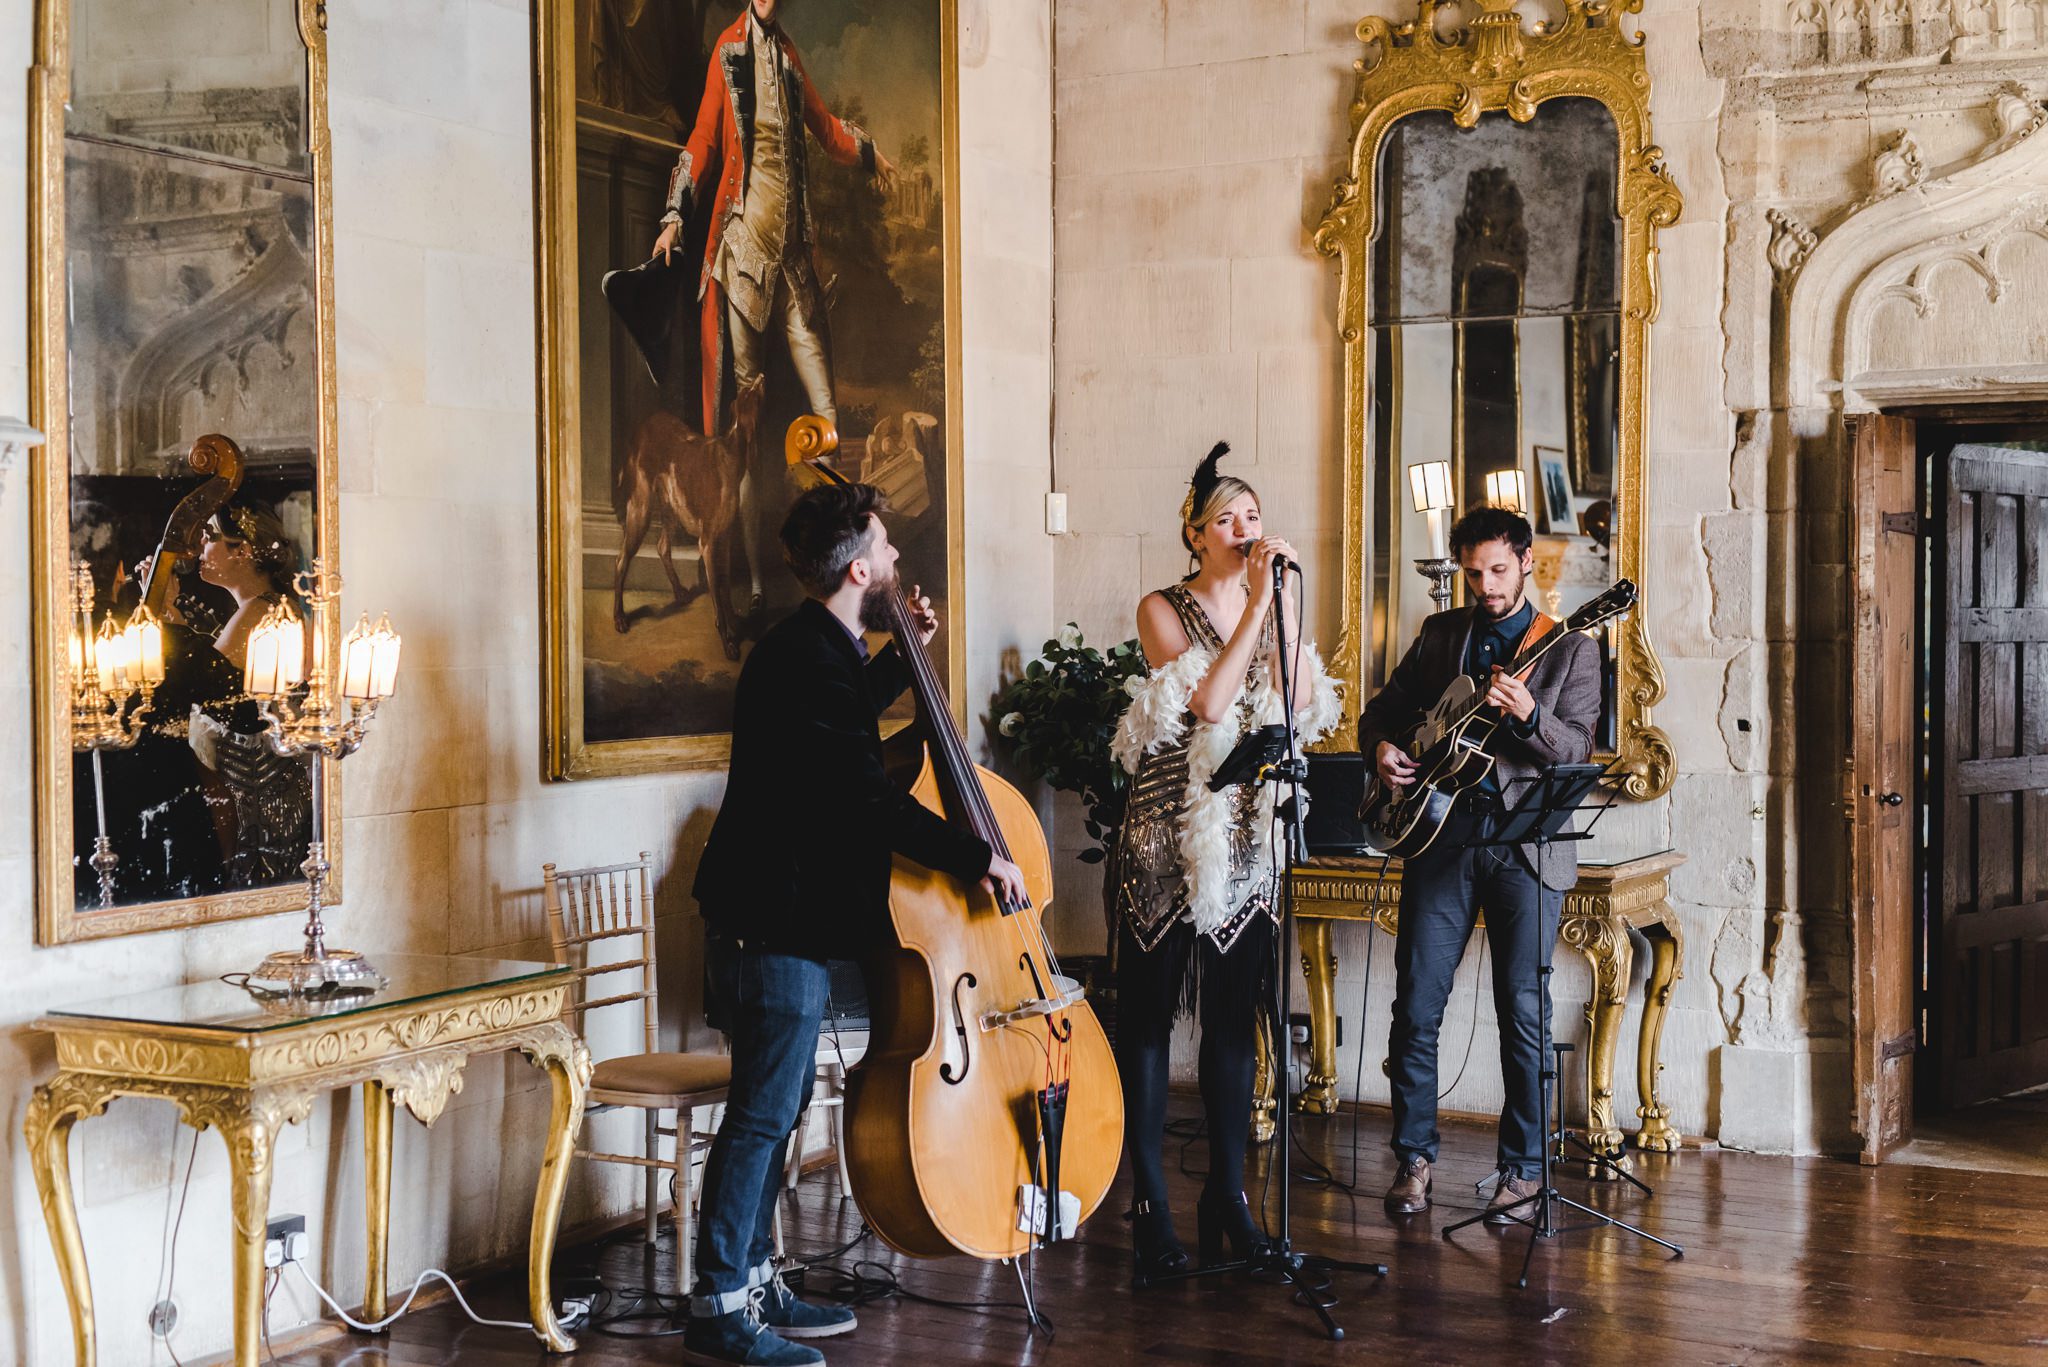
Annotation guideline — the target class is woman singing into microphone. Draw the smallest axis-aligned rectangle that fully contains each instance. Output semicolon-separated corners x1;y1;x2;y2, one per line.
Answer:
1108;443;1342;1284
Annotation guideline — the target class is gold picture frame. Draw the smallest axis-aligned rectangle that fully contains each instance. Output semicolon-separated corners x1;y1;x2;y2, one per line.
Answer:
1315;0;1679;800
534;0;967;781
30;0;345;944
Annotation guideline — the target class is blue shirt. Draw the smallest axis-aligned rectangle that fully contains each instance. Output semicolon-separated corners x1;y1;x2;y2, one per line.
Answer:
1463;599;1543;796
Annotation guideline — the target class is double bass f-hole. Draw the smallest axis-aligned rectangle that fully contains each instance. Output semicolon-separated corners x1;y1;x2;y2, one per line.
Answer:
940;972;977;1085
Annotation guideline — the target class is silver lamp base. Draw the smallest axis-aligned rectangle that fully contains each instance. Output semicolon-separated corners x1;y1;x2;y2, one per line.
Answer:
246;947;387;997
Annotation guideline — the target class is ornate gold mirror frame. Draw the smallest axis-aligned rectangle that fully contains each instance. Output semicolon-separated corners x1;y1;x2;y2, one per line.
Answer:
1315;0;1678;799
30;0;343;943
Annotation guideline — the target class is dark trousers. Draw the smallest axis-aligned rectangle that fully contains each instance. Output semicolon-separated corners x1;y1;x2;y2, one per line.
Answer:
1388;812;1563;1179
692;939;827;1315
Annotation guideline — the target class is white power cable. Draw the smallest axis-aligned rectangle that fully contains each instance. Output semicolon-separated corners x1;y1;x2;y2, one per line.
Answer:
285;1257;531;1333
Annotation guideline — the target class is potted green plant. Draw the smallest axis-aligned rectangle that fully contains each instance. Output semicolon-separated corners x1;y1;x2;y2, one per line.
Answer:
991;622;1147;882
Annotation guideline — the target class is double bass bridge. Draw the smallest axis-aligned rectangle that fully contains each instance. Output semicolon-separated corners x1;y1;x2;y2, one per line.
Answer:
978;977;1087;1033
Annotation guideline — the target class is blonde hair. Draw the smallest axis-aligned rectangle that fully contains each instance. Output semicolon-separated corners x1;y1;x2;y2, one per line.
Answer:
1180;475;1259;556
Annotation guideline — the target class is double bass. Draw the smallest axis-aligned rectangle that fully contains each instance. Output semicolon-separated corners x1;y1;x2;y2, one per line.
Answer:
138;433;247;619
786;422;1123;1260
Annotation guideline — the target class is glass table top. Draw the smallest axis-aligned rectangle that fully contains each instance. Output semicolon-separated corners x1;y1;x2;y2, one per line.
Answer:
45;953;568;1033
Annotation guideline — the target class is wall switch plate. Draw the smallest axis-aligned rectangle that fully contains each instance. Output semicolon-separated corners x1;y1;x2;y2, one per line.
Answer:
1045;492;1068;535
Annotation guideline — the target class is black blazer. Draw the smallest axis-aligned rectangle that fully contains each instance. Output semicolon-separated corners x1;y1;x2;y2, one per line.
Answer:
693;598;992;960
1358;605;1602;891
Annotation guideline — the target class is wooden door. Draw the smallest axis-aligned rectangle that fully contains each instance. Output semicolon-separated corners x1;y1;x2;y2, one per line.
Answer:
1848;415;1919;1162
1933;442;2048;1108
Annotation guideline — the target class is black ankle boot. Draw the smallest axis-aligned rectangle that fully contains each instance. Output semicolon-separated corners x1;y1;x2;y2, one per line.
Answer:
1129;1199;1190;1288
1196;1188;1272;1266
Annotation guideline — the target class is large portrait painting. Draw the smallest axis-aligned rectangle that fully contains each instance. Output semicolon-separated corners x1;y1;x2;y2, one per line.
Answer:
537;0;962;779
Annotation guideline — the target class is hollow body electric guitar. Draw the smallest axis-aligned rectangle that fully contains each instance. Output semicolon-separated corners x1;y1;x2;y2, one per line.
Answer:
783;418;1122;1262
1359;579;1639;860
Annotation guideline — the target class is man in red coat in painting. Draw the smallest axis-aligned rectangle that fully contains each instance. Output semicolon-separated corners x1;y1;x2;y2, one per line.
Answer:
650;0;897;614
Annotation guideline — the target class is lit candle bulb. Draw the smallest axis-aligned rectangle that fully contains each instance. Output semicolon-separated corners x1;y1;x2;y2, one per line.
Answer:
244;601;302;697
280;609;307;688
94;616;127;694
340;614;376;700
367;615;402;698
124;606;165;687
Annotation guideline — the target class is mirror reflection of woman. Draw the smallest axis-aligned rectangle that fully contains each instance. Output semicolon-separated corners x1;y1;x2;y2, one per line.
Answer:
1108;443;1344;1285
186;505;313;886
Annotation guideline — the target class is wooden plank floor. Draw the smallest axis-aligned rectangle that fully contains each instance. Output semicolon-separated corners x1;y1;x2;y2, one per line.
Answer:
271;1103;2048;1366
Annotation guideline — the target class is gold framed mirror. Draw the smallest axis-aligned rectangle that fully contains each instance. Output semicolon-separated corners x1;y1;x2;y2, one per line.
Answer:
30;0;342;944
1315;0;1678;800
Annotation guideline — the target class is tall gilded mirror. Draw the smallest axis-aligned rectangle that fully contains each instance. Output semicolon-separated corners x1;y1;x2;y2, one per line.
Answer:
1317;0;1677;799
31;0;340;943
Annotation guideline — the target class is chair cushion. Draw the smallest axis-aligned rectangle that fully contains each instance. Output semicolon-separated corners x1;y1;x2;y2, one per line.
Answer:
591;1051;732;1100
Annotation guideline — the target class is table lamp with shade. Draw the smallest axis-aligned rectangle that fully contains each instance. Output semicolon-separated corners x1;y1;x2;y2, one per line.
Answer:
1407;459;1457;613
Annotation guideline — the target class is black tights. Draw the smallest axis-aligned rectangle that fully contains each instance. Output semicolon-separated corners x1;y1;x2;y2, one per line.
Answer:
1116;920;1272;1214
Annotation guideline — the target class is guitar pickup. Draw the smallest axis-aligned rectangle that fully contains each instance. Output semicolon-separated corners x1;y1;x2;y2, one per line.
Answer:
979;980;1087;1032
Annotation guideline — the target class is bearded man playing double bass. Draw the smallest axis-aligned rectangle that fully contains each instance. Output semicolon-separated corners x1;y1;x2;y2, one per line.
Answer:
687;481;1026;1367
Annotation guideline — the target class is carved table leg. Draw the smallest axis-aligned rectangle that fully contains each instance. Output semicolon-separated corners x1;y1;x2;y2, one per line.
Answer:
1633;911;1686;1152
1296;918;1340;1115
1251;1011;1276;1145
221;1107;279;1367
25;1074;117;1367
363;1079;394;1323
522;1025;590;1352
1561;912;1633;1176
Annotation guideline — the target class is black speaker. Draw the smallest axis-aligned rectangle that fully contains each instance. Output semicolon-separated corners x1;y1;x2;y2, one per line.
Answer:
1301;752;1376;857
823;959;871;1031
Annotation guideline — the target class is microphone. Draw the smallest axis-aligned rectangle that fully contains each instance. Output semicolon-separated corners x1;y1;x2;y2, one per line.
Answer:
1274;554;1303;575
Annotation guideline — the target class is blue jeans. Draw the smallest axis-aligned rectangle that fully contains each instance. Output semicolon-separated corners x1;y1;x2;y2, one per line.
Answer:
692;939;827;1315
1388;809;1563;1180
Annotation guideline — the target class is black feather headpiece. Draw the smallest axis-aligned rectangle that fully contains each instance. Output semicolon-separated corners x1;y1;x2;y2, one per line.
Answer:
1181;441;1230;525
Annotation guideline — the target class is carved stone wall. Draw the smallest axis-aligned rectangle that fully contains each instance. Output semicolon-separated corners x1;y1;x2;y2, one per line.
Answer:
1709;1;2048;1150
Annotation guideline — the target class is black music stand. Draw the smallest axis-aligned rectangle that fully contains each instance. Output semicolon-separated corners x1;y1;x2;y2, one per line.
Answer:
1146;565;1388;1340
1436;764;1684;1285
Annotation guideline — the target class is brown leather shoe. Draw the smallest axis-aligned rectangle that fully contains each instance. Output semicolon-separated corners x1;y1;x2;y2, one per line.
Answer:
1484;1173;1540;1226
1383;1156;1432;1216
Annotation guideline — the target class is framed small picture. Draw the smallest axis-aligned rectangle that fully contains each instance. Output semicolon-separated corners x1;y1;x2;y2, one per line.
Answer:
1534;445;1575;534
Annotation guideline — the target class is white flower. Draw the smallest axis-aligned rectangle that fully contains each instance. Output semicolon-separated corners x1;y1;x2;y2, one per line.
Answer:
1123;674;1147;698
999;712;1023;737
1057;623;1083;650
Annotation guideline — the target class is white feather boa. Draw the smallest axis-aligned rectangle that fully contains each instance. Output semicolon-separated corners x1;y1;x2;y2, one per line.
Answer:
1112;642;1343;936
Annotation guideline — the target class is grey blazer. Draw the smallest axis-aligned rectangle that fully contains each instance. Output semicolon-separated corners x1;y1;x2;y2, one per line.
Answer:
1358;606;1602;891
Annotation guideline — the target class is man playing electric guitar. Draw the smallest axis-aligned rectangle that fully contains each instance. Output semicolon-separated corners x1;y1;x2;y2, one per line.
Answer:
1359;506;1602;1223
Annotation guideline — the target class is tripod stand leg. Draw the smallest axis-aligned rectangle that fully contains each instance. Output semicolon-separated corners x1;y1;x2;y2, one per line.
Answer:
1515;1218;1542;1290
1562;1131;1653;1194
1547;1194;1685;1256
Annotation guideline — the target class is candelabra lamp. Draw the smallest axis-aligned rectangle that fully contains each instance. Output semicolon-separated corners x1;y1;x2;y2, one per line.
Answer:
66;562;165;907
241;558;402;995
1407;459;1458;614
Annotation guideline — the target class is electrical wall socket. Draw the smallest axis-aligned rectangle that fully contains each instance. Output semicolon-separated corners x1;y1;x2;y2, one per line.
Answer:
265;1213;307;1269
147;1300;178;1338
1286;1012;1341;1047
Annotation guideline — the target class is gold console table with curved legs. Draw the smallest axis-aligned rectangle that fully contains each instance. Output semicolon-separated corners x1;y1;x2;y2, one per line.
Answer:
1257;851;1685;1160
25;954;592;1367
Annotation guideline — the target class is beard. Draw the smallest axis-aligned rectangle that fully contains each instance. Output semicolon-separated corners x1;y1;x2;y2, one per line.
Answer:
1480;570;1530;620
857;572;897;633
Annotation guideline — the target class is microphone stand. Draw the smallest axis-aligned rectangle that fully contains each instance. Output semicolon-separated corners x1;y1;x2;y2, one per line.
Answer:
1150;557;1387;1340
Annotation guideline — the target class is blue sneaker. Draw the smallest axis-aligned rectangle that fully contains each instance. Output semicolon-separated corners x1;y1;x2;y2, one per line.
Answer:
760;1271;857;1339
682;1289;824;1366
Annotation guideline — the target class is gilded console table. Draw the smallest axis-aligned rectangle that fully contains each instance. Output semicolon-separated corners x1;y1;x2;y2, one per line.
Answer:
25;954;592;1367
1269;851;1685;1157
